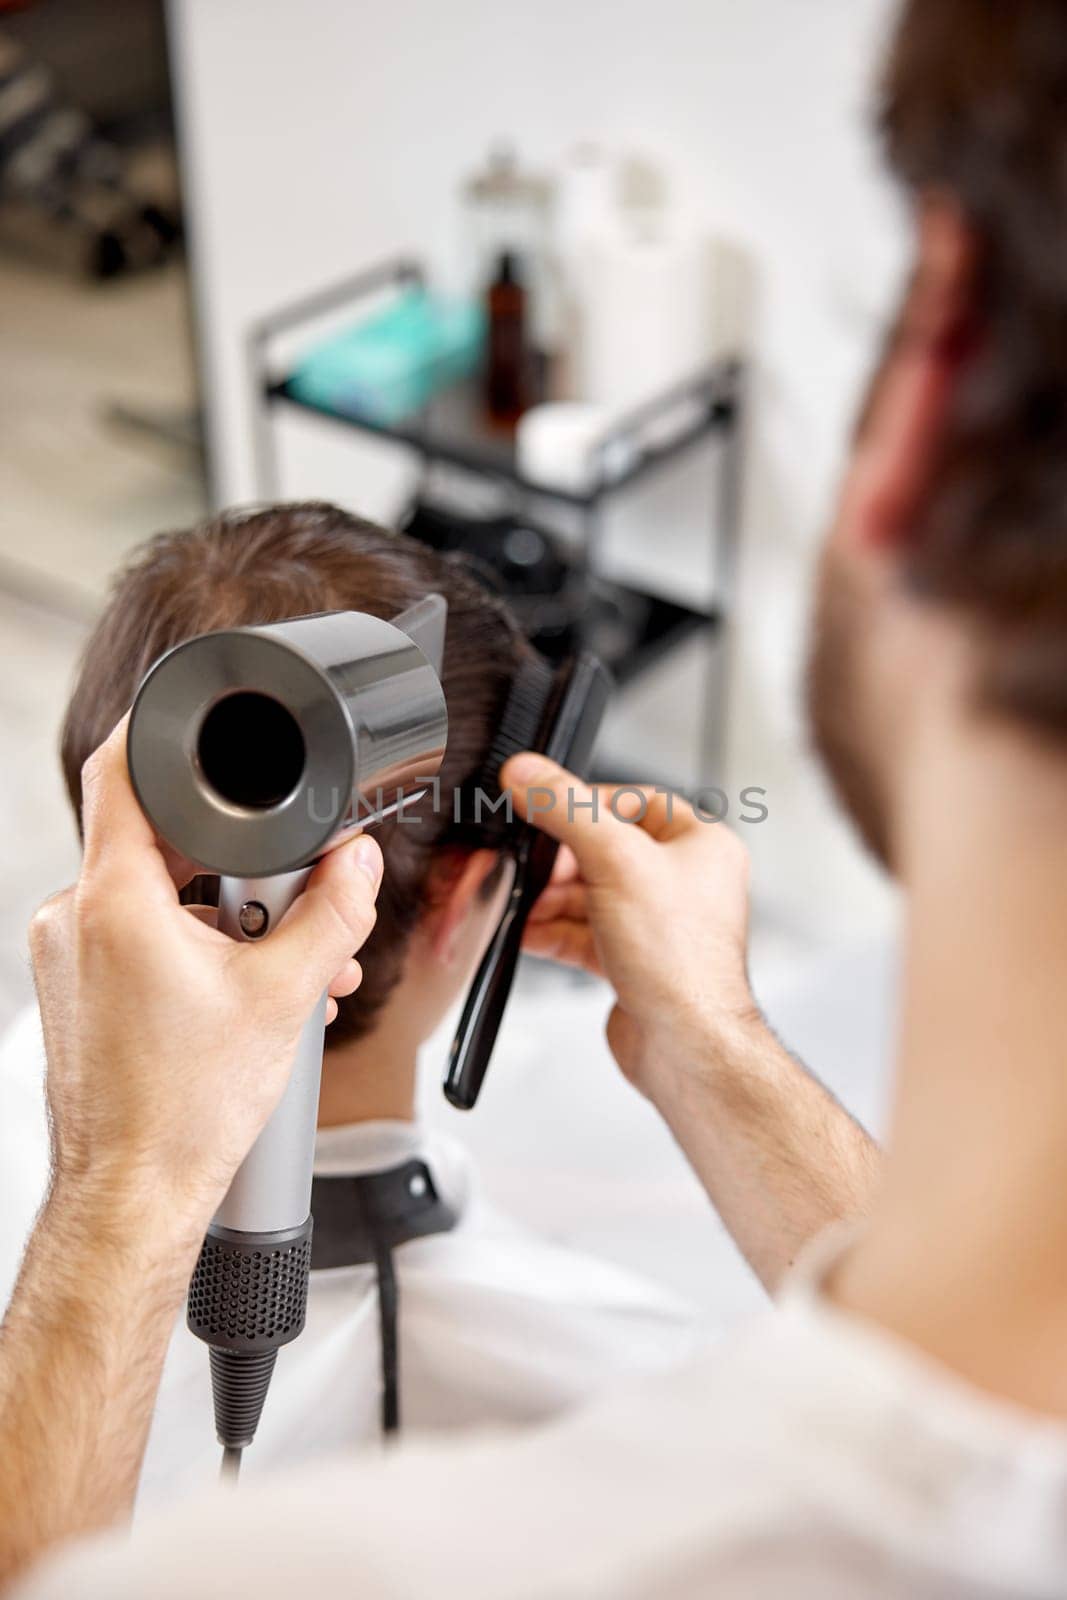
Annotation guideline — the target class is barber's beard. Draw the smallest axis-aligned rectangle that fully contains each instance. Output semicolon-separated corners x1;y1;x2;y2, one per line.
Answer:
805;542;894;871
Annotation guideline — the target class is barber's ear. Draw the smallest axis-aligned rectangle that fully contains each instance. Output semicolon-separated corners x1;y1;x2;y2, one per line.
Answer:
427;850;503;966
848;193;977;553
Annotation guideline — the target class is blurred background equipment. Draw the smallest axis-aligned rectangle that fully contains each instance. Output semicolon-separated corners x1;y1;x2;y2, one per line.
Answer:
248;254;741;784
0;0;181;279
0;0;202;610
238;117;748;789
484;248;528;424
463;143;553;365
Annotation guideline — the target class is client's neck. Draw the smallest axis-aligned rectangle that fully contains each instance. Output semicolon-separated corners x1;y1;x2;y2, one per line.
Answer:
317;1010;419;1127
834;707;1067;1416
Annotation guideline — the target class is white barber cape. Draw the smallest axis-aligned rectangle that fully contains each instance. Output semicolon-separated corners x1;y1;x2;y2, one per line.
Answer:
20;1226;1067;1600
0;1007;696;1508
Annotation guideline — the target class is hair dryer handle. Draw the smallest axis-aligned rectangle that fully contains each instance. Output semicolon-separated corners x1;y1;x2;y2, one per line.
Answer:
186;870;326;1445
212;870;326;1235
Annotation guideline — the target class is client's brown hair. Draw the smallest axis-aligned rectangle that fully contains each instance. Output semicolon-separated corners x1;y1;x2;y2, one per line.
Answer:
61;502;536;1042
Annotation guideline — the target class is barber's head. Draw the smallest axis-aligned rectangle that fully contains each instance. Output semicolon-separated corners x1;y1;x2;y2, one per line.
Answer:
62;502;535;1048
810;0;1067;867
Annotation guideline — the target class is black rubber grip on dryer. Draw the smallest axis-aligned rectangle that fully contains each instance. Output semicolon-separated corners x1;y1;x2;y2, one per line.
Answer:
187;1217;313;1352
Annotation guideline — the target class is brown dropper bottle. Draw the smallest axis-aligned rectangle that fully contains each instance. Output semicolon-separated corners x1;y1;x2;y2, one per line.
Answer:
485;250;527;425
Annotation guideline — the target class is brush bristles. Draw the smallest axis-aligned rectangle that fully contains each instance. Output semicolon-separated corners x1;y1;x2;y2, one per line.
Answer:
454;654;556;845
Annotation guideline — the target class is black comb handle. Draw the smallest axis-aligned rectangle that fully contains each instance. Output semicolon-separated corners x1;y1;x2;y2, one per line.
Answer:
443;829;559;1110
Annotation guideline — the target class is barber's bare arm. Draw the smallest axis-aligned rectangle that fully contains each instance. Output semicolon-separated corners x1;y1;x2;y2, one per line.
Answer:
0;720;382;1593
502;756;882;1291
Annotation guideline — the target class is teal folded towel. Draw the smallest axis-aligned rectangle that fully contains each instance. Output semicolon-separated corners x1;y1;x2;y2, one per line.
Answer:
288;288;485;425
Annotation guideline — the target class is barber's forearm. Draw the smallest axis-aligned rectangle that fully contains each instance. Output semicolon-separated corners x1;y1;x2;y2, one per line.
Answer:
651;1018;882;1293
0;1177;200;1592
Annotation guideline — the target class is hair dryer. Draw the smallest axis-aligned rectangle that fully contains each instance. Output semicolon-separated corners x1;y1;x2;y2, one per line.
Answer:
126;597;448;1462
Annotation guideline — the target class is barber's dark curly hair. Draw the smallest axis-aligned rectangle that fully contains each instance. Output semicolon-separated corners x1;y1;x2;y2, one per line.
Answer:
61;502;536;1043
882;0;1067;733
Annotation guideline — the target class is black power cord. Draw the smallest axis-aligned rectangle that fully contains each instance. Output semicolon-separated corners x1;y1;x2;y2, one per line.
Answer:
374;1242;400;1437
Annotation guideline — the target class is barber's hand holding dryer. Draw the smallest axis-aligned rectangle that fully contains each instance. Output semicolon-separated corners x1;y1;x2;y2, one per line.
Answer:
6;2;1067;1595
0;720;382;1587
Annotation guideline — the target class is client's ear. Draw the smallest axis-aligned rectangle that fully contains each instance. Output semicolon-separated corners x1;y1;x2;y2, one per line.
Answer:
426;849;505;967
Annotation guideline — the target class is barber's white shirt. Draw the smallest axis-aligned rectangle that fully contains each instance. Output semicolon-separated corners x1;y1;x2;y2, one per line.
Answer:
19;1229;1067;1600
0;1008;697;1508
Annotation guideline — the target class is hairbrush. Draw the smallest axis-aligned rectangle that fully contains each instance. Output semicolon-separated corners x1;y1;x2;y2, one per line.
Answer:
443;650;612;1110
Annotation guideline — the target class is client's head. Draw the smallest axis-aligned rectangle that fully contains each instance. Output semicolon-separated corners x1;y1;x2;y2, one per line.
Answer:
62;501;537;1056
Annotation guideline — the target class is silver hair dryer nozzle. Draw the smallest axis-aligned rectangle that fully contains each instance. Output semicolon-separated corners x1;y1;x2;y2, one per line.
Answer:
128;598;448;879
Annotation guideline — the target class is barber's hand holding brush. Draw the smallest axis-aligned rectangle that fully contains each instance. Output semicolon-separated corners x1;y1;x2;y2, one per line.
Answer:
503;754;879;1292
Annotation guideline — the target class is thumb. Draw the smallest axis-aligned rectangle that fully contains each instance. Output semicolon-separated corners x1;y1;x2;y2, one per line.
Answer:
501;754;633;887
253;834;382;1006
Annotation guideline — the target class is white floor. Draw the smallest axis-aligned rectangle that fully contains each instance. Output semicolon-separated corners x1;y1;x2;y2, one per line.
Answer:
0;257;204;603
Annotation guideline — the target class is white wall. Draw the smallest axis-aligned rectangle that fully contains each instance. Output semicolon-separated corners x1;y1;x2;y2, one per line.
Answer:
169;0;908;942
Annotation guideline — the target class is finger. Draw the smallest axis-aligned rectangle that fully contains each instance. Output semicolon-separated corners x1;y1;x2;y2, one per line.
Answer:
526;883;588;924
325;997;339;1025
27;888;77;1067
548;845;581;887
627;786;705;843
184;905;220;929
501;755;638;887
593;783;703;843
328;958;363;1000
160;843;207;892
578;782;703;844
253;835;382;1005
27;887;75;998
520;917;602;975
80;714;178;902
